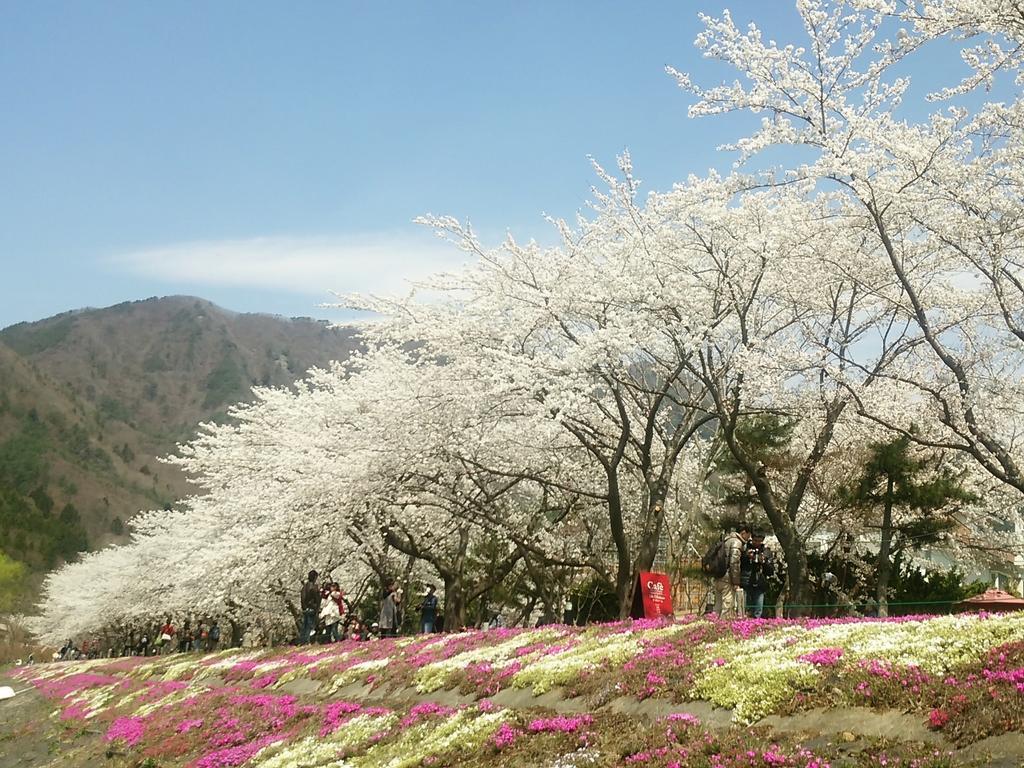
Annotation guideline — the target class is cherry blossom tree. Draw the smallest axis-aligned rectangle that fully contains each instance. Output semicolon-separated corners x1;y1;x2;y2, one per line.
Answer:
341;163;748;614
676;0;1024;498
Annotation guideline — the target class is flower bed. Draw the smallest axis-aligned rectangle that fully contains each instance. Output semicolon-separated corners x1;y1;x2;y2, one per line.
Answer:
17;677;972;767
12;612;1024;765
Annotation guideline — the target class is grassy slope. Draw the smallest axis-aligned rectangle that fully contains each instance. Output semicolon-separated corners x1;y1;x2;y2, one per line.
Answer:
7;614;1024;767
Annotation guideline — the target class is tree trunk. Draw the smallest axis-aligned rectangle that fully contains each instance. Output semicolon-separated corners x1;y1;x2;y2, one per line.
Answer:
514;596;538;628
774;577;787;618
634;475;671;575
607;473;633;619
229;618;243;648
442;574;467;630
745;465;809;617
273;581;301;637
772;532;808;617
876;477;895;618
625;483;671;618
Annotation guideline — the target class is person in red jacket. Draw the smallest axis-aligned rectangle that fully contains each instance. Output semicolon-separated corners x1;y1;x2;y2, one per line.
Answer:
158;617;176;656
331;583;345;615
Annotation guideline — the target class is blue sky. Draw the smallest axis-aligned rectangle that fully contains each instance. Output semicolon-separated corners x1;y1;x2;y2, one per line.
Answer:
0;2;965;328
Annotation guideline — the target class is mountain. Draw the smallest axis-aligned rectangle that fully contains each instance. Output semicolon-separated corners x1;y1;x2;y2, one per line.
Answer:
0;296;359;608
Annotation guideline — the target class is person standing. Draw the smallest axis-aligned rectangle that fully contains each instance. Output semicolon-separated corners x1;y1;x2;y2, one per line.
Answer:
207;621;221;652
333;584;346;635
320;585;342;643
158;617;176;656
331;583;345;618
714;524;751;620
419;585;439;634
740;531;775;618
299;570;321;644
178;620;193;653
379;583;400;637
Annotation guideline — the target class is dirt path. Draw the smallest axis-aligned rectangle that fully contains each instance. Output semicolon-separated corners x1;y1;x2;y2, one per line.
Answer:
0;673;59;768
0;672;119;768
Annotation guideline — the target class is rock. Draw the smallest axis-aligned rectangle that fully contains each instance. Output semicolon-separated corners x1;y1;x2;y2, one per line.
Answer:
756;707;945;745
956;732;1024;768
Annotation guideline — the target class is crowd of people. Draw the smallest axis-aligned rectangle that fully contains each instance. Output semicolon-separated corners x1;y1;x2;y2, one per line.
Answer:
54;573;442;660
123;618;223;656
54;618;223;661
299;571;347;643
297;571;442;645
52;541;775;660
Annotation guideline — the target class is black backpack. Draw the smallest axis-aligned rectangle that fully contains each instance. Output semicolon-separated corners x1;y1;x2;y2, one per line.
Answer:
701;538;729;578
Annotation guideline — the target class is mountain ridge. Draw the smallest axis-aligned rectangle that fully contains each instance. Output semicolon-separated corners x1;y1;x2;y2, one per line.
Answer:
0;295;359;608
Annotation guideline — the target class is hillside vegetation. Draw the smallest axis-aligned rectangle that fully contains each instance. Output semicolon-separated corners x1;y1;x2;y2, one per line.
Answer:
7;613;1024;767
0;297;358;609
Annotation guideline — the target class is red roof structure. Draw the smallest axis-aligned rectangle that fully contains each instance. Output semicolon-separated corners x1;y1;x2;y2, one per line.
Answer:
958;588;1024;612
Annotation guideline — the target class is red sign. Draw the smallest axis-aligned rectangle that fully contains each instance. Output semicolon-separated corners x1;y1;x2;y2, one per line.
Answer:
636;571;674;619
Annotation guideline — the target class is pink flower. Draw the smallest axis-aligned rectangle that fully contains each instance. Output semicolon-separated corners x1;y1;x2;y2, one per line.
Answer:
400;701;455;727
105;716;145;746
527;714;593;734
928;709;950;729
492;722;520;749
497;662;523;679
194;733;286;768
250;674;278;689
798;648;844;666
665;712;701;726
320;700;362;736
176;718;204;734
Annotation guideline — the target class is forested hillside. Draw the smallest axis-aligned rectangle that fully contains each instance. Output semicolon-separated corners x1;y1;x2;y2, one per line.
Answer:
0;296;358;610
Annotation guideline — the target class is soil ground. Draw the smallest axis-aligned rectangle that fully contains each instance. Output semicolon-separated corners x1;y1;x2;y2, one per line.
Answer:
0;672;61;768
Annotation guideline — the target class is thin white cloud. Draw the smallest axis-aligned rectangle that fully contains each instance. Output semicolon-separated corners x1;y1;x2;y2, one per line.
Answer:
106;233;466;298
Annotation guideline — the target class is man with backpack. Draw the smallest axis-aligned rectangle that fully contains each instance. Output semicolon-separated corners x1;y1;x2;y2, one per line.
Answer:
207;620;221;651
704;523;751;620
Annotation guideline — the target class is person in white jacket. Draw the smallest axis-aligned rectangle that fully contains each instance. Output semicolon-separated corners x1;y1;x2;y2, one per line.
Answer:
319;588;342;643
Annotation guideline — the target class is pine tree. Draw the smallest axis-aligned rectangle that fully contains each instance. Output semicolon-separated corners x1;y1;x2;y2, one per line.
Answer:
841;436;975;617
